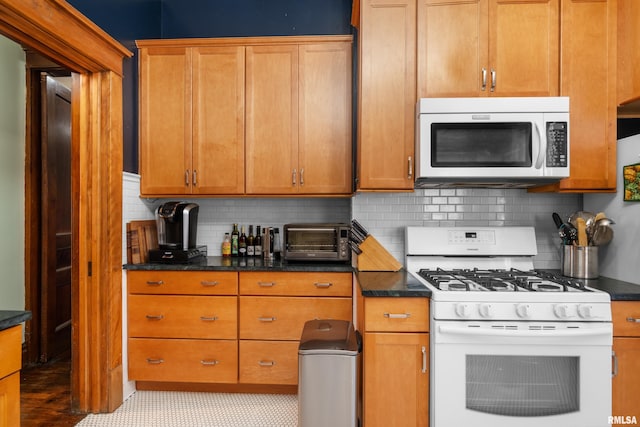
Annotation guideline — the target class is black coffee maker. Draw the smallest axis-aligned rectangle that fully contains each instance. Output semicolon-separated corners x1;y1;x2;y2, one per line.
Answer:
149;201;206;263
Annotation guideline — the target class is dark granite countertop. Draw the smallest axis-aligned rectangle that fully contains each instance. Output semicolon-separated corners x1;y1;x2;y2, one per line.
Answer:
356;269;432;298
543;270;640;301
124;256;353;273
0;310;32;331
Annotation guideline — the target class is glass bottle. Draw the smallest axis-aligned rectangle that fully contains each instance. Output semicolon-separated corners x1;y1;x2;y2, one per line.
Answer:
221;233;231;257
239;226;247;257
247;225;255;257
273;227;281;260
231;223;239;257
254;225;262;257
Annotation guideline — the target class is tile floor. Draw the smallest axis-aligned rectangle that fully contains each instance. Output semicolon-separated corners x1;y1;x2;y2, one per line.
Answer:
75;391;298;427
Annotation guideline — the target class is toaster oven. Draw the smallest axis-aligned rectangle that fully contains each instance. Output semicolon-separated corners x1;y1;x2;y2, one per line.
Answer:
283;223;350;262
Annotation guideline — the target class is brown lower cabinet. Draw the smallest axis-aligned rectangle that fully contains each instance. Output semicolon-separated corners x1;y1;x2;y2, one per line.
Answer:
360;297;430;427
127;270;352;390
612;301;640;425
0;326;21;427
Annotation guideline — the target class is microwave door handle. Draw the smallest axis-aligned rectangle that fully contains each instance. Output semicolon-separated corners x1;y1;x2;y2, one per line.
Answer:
533;121;546;169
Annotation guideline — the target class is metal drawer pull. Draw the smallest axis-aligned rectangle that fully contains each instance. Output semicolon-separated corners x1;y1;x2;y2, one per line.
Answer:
200;316;219;322
146;280;164;286
201;281;219;287
481;67;487;91
200;360;219;366
258;282;275;287
626;317;640;323
192;170;197;186
314;282;333;288
185;170;190;186
258;317;276;322
146;358;164;364
145;314;164;320
384;313;411;319
259;360;276;367
408;156;413;179
421;346;427;374
612;350;618;378
490;69;496;92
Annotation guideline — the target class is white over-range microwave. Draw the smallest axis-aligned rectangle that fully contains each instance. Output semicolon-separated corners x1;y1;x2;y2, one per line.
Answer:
415;97;570;188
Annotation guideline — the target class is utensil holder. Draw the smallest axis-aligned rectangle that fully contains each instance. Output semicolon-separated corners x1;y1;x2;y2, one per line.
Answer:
561;245;598;279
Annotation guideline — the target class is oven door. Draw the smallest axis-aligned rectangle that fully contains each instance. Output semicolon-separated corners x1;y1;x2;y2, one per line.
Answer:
431;320;612;427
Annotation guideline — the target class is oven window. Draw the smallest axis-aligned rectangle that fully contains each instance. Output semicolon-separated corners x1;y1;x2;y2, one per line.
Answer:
286;229;337;253
466;355;579;417
431;122;532;167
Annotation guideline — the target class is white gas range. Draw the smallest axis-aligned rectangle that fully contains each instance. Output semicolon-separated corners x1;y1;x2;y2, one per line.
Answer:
405;226;612;427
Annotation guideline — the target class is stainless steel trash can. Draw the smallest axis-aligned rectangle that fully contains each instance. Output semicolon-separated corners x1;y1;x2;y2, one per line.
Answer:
298;319;361;427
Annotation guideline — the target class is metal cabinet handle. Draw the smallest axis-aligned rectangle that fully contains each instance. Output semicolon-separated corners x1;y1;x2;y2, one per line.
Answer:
481;67;487;91
200;316;219;322
146;280;164;286
384;313;411;319
258;316;276;322
612;350;618;378
146;358;164;364
490;69;496;92
626;317;640;323
300;168;304;186
258;281;275;287
200;359;220;366
292;169;297;186
185;170;190;186
259;360;276;367
193;170;197;186
421;346;427;374
145;314;164;320
200;281;219;287
314;282;333;288
407;156;413;179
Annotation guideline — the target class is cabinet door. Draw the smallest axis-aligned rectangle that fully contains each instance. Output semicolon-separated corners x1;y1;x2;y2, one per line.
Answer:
139;47;192;195
489;0;559;96
363;332;429;427
358;0;416;191
613;337;640;423
246;45;299;194
192;46;245;195
298;42;353;194
558;0;616;191
0;373;19;427
418;0;488;97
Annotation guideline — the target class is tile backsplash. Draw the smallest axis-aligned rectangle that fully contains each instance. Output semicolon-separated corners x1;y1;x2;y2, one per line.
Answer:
123;175;582;269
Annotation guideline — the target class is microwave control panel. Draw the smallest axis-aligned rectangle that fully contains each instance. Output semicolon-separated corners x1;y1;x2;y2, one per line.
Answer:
546;122;568;167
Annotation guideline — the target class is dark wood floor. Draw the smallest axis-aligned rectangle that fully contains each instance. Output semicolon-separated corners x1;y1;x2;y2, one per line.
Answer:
20;357;87;427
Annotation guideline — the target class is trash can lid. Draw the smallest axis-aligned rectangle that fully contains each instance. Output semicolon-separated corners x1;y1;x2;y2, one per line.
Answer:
298;319;359;354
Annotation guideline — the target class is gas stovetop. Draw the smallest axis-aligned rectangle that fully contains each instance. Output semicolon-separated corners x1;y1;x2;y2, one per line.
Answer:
405;226;611;321
417;268;592;293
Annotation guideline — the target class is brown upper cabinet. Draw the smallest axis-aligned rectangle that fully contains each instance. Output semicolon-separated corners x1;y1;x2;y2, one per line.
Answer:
418;0;560;98
138;36;353;197
617;0;640;117
357;0;417;191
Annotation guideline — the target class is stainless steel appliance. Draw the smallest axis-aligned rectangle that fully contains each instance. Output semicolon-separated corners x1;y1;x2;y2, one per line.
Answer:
283;223;350;262
415;97;570;188
405;226;612;427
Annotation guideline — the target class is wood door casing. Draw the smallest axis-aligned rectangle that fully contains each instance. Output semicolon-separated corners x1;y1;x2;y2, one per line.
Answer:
41;75;72;362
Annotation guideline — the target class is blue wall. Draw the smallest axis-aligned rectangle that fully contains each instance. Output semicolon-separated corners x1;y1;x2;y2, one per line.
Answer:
67;0;353;173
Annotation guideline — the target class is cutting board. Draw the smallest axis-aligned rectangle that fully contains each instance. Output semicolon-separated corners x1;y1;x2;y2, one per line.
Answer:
126;220;158;264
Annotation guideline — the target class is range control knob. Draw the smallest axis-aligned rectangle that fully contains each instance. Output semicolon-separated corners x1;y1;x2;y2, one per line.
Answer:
478;303;494;318
515;303;532;319
553;304;573;319
577;304;594;319
454;303;471;318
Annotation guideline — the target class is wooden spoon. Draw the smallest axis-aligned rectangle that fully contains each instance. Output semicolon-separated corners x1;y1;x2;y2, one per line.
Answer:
576;217;588;247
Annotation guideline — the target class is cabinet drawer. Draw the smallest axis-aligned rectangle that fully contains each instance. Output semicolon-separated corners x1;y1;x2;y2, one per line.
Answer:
128;271;238;295
613;301;640;337
239;296;352;340
0;372;20;426
0;326;21;379
239;340;299;385
128;338;238;383
364;298;429;332
239;272;352;297
128;295;237;339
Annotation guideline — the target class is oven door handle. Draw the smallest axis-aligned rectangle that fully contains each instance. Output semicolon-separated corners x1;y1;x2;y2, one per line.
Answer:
438;324;611;338
533;121;546;169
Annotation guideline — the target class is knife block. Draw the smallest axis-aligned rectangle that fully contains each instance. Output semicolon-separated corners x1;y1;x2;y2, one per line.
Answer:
353;235;402;272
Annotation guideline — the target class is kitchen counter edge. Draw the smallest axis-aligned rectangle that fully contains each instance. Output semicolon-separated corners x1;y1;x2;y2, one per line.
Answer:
0;310;32;331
